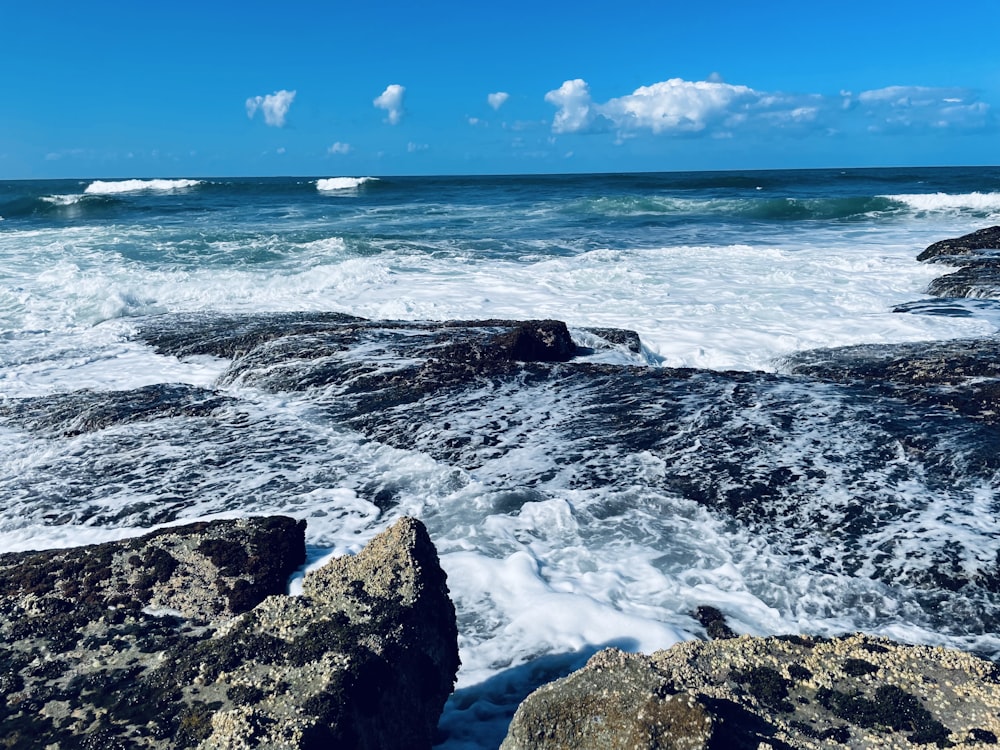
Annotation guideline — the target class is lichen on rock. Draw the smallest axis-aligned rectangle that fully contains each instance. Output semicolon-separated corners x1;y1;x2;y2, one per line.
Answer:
501;634;1000;749
0;515;459;749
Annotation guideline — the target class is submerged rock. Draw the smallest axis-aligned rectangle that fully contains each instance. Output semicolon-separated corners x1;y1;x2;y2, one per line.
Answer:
0;516;459;749
501;635;1000;749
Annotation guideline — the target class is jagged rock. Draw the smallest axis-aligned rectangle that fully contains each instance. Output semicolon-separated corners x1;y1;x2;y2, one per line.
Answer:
501;635;1000;749
0;516;459;749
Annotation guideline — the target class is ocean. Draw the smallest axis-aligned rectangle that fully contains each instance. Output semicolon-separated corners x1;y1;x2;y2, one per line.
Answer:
1;168;999;748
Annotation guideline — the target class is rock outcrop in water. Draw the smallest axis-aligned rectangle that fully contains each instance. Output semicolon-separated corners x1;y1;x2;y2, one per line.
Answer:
0;516;459;749
915;225;1000;299
501;635;1000;749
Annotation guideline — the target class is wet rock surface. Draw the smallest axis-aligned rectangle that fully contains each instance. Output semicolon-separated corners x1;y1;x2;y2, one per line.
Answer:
2;312;995;635
0;516;458;749
915;225;1000;299
0;383;233;437
501;635;1000;750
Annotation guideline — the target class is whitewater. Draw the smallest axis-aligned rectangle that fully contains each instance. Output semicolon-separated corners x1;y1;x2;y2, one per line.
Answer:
1;168;999;748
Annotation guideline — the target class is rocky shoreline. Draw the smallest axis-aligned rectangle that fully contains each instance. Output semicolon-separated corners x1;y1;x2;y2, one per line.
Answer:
0;516;458;748
2;227;999;747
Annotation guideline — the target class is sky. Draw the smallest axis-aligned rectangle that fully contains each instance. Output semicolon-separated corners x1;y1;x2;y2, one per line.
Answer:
3;0;999;178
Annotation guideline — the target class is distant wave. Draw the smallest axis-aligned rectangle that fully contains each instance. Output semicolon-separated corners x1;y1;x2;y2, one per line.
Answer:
84;179;203;195
41;194;87;206
882;191;1000;213
571;195;900;222
316;177;377;192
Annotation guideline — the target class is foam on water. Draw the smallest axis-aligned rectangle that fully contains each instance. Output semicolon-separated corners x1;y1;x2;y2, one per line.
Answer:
84;178;203;194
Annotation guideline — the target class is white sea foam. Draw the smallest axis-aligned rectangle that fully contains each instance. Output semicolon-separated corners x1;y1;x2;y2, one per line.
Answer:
84;178;202;194
315;177;376;192
884;191;1000;214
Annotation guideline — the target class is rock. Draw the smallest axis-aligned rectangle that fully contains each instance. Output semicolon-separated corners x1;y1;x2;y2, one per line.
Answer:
693;605;737;640
123;312;1000;621
916;226;1000;263
784;337;1000;424
501;634;1000;749
927;261;1000;299
916;226;1000;299
0;516;459;749
0;383;232;436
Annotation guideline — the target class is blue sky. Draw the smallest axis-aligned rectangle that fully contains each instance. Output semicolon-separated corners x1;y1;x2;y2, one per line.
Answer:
3;0;999;178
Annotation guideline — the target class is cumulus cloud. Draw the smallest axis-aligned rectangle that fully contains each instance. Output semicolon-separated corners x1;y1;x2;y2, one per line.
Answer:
328;142;351;155
407;142;429;153
545;77;765;135
601;78;758;133
374;84;406;125
545;76;993;138
545;79;602;134
246;90;296;127
488;91;510;110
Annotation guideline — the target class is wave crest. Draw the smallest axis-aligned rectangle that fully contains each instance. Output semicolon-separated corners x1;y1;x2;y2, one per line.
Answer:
84;179;203;195
882;191;1000;213
316;177;377;192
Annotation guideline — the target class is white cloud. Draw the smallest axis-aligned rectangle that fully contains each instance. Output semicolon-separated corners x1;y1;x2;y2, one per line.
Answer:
545;79;599;134
374;84;406;125
857;85;990;131
277;147;286;154
601;78;757;133
544;76;994;138
328;142;351;155
468;117;481;126
488;91;510;110
246;89;296;127
407;142;429;153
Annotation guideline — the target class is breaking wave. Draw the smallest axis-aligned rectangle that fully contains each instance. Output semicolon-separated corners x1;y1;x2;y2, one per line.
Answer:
882;191;1000;215
84;179;203;195
316;177;377;192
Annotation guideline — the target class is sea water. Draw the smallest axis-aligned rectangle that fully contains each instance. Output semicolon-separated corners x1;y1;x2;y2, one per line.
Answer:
2;168;1000;747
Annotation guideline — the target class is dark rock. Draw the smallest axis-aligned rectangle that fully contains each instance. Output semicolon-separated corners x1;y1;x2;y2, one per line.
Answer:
927;261;1000;299
0;383;232;436
917;225;1000;263
138;311;367;358
916;226;1000;299
0;516;459;749
118;312;1000;626
784;337;1000;425
693;605;737;639
501;635;1000;749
